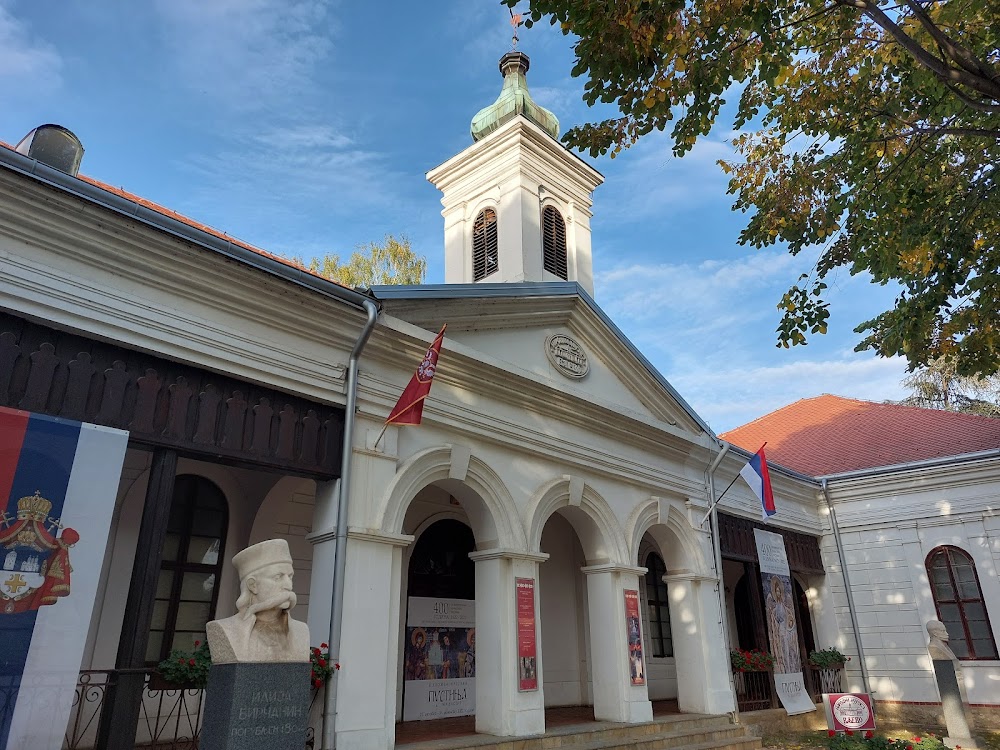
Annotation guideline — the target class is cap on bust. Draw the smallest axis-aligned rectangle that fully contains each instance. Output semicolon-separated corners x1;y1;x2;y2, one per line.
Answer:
232;538;293;581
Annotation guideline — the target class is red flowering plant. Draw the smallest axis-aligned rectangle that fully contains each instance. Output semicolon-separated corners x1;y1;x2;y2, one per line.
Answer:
156;640;212;689
310;643;339;690
730;649;774;672
827;731;946;750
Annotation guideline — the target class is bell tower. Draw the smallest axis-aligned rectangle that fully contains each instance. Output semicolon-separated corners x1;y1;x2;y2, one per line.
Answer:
426;51;603;295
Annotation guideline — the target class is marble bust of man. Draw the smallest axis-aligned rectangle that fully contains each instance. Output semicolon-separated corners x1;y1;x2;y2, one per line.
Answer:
207;539;310;663
927;619;958;662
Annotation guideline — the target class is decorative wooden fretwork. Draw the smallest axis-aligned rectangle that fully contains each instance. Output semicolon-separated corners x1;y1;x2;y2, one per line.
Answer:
718;512;824;574
0;311;344;478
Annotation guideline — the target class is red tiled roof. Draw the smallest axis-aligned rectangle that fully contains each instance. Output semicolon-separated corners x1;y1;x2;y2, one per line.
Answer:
720;394;1000;476
0;140;347;290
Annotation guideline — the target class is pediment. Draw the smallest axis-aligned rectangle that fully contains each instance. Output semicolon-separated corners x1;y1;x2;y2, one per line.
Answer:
375;285;708;437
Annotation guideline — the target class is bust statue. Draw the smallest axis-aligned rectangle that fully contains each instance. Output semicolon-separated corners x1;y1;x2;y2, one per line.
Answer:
207;539;310;664
927;619;958;662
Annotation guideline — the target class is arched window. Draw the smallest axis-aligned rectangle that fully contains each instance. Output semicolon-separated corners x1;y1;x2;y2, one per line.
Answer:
644;552;673;657
472;208;498;281
542;205;568;280
147;475;228;663
926;546;998;660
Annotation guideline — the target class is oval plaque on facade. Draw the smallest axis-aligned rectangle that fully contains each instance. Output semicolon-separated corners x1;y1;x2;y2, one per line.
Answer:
545;334;589;379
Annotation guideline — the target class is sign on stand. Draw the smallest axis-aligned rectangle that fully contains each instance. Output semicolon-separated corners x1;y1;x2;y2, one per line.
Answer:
402;597;475;721
824;693;876;733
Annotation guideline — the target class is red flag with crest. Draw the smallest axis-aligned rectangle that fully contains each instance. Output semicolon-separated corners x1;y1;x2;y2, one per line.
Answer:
385;324;447;426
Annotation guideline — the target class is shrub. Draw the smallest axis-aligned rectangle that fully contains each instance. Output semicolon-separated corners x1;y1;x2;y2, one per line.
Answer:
827;731;947;750
810;648;850;669
730;649;774;671
311;643;339;690
156;641;211;688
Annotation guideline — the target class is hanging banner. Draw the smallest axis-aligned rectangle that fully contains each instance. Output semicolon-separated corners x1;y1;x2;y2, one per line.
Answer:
402;597;476;721
515;577;537;691
624;589;646;686
0;407;129;748
753;529;816;715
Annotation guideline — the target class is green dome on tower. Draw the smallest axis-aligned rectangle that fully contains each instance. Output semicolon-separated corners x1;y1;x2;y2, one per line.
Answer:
470;52;560;142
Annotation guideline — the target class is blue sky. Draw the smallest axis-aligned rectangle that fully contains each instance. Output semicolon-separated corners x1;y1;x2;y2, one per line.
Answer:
0;0;911;433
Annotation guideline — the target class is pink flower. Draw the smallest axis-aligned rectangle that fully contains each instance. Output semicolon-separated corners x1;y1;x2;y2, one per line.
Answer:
829;731;837;737
188;659;195;666
334;662;341;670
846;730;854;736
194;640;200;647
865;731;874;739
321;642;329;649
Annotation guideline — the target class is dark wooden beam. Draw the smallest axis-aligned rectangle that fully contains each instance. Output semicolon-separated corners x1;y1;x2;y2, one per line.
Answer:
96;448;177;749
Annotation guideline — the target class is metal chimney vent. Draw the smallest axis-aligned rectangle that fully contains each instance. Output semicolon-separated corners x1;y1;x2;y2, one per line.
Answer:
15;124;84;176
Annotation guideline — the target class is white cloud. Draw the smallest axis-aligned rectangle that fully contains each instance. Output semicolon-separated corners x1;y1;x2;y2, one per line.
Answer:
0;2;61;91
674;352;910;433
152;0;333;110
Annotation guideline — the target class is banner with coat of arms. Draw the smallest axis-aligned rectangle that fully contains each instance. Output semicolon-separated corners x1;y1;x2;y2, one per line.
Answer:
0;407;128;748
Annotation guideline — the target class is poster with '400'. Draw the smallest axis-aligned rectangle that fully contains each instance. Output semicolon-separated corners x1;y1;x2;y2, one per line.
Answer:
402;597;476;721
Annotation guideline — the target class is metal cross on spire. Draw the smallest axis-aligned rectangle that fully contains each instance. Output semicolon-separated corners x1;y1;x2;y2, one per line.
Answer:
509;7;523;49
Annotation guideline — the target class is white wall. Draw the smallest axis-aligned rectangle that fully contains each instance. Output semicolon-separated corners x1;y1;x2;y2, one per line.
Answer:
539;512;591;707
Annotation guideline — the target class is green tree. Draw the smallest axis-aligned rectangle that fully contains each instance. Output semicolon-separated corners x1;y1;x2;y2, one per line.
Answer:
899;357;1000;416
504;0;1000;375
305;234;426;288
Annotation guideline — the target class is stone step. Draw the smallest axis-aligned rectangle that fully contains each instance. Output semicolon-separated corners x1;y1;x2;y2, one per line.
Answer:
399;716;758;750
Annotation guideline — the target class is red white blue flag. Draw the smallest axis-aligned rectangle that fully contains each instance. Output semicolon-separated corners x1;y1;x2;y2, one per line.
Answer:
0;407;128;748
739;445;776;521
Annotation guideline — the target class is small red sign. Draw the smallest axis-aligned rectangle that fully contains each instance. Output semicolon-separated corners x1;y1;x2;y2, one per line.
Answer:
624;589;645;686
516;578;537;691
824;693;876;732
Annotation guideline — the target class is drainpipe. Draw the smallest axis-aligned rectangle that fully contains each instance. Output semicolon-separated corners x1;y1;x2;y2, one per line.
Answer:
323;298;379;750
706;441;741;723
820;479;872;698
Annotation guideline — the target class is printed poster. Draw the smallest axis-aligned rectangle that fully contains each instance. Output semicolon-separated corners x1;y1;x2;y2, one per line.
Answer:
0;408;129;748
824;693;876;732
754;529;816;715
403;597;476;721
516;578;537;691
624;589;645;686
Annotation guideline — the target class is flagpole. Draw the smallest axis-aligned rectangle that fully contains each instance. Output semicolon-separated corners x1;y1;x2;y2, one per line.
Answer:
698;442;767;528
372;423;388;451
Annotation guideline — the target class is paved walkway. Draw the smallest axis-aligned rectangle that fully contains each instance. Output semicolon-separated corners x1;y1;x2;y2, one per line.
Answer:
395;700;681;746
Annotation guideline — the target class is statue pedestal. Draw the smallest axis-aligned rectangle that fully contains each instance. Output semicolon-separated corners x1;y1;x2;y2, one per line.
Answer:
932;660;978;750
202;662;312;749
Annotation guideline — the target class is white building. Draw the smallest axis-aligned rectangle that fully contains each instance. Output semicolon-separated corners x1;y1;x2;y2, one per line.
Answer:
0;51;996;750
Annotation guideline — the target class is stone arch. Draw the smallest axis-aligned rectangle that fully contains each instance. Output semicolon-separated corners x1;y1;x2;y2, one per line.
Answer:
626;496;709;576
526;477;629;564
378;444;525;551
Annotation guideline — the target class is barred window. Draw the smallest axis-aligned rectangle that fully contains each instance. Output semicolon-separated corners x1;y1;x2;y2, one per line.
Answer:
926;545;998;660
644;552;673;657
542;205;568;280
472;208;498;281
147;475;228;663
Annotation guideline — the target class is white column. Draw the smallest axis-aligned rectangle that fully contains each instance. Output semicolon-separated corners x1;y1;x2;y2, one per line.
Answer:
581;565;653;724
469;550;548;737
305;479;339;645
335;528;413;750
665;573;736;715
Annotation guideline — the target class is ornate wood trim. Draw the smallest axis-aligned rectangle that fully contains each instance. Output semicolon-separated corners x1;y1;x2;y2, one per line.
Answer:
0;311;344;478
719;512;824;575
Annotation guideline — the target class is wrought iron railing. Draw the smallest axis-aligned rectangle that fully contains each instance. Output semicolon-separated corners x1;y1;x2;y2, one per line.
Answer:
807;666;844;703
732;669;777;712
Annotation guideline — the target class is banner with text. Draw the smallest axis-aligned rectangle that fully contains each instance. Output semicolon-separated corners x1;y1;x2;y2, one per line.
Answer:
624;589;646;686
516;578;537;691
753;529;816;715
0;408;129;748
403;597;476;721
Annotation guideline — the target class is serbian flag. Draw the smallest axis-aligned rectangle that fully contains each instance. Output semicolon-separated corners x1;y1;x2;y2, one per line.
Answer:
739;444;776;521
0;407;128;748
385;324;447;427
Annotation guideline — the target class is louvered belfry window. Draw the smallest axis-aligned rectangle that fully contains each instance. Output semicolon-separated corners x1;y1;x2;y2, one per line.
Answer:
542;205;568;280
472;208;498;281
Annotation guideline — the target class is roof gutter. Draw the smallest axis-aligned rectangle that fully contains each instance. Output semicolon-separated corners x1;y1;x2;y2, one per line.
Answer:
817;448;1000;481
820;478;872;698
323;298;379;749
0;147;377;311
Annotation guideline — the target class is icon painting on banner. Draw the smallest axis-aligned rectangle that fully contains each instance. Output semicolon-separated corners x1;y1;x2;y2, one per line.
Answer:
516;577;537;691
403;597;476;721
624;589;645;686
